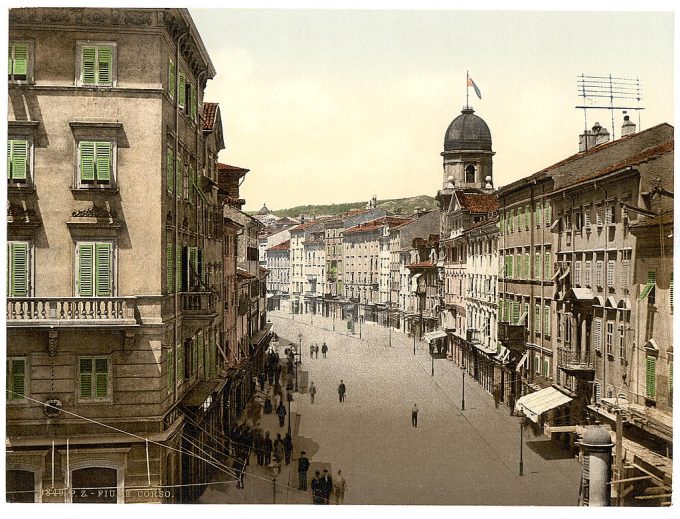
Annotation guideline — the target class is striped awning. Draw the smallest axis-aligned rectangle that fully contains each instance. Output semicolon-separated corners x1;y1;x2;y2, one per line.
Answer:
516;387;572;423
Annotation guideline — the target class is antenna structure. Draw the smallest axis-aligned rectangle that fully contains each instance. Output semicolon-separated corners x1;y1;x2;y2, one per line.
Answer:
576;74;644;142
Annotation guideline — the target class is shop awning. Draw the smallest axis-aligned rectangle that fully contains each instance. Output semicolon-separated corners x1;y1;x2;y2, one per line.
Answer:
410;273;422;293
423;330;448;342
182;380;220;408
516;387;573;423
565;288;595;301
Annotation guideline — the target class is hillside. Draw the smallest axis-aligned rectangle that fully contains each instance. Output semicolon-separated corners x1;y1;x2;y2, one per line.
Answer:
251;195;437;219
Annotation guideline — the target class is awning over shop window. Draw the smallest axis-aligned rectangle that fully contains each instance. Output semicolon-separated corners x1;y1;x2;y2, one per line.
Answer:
516;352;529;372
516;387;573;423
411;273;422;293
423;330;448;342
558;267;570;281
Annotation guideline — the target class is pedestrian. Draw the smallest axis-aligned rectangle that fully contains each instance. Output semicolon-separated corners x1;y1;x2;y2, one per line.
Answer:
321;468;333;504
310;343;315;358
333;469;347;504
412;403;419;427
275;363;282;384
493;384;501;409
321;342;328;358
267;365;274;385
254;428;264;466
263;431;273;465
276;400;287;427
284;433;293;465
311;470;323;504
233;455;245;489
273;433;285;464
258;371;266;391
314;344;319;359
338;380;346;402
309;381;317;404
298;451;310;490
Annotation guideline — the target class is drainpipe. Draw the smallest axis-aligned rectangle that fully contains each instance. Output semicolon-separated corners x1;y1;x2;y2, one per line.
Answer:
594;182;608;405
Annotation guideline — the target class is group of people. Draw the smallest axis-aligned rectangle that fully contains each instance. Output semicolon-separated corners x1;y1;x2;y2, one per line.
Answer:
309;342;329;359
297;452;347;505
307;380;346;405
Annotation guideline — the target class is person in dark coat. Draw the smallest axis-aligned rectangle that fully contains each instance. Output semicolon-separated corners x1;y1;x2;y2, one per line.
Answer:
233;455;245;489
320;469;333;504
310;344;315;358
273;433;285;464
338;380;346;402
275;363;282;384
298;451;310;490
263;431;273;466
321;342;328;358
311;470;323;504
254;428;264;466
314;344;319;359
412;403;419;427
276;400;287;427
283;433;293;465
258;372;266;391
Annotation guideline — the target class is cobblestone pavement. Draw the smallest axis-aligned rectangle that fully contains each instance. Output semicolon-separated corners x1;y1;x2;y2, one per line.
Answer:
199;311;582;505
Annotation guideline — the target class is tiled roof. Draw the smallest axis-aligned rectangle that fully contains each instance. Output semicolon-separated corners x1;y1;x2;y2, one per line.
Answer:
455;191;499;212
344;216;410;234
407;261;436;268
218;162;250;173
268;240;290;251
202;102;219;131
237;268;256;279
259;266;269;274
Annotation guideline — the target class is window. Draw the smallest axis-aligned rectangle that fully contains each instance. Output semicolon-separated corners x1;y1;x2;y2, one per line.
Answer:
544;201;551;227
564;315;571;346
594;381;601;403
534;303;541;336
607;260;615;288
8;42;30;82
646;355;656;399
77;141;113;187
7;358;27;401
7;138;30;184
508;209;514;233
585;260;592;287
176;155;183;200
544;304;551;336
543;358;550;378
166;147;174;195
584;207;591;228
574;261;582;286
505;255;513;278
535;252;542;280
544;252;550;281
78;43;115;87
78;357;110;400
574;210;582;231
605;321;613;356
605;204;615;225
76;242;114;297
595;205;603;227
525;204;530;229
515;209;520;232
465;164;475;184
535;203;541;228
596;260;604;287
593;319;602;352
499;214;504;234
168;57;175;100
618;324;625;360
7;242;30;297
556;312;562;340
515;253;521;278
525;253;530;280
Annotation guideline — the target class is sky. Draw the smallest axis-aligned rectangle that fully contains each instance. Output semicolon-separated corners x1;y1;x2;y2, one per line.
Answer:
190;7;674;213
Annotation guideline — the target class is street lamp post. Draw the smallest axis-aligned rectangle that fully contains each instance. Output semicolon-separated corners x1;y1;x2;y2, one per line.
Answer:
519;416;526;476
287;390;293;436
431;352;434;377
268;460;281;504
461;362;466;411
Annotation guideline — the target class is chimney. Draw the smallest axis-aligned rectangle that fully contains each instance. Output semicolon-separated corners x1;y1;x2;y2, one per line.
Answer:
621;113;636;137
579;122;610;152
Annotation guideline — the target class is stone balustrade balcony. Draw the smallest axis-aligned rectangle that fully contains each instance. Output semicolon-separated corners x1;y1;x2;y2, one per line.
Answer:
6;297;137;327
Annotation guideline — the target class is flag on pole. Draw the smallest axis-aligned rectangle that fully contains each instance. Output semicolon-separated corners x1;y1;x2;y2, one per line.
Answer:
467;77;482;99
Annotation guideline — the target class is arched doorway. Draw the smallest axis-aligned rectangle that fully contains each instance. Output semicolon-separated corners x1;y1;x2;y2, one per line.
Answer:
6;469;36;503
71;467;118;503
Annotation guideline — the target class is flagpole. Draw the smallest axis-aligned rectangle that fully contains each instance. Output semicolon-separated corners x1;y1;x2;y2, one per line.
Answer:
466;70;469;109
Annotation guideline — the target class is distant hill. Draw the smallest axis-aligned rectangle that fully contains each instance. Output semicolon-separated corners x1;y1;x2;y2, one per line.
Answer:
249;195;437;219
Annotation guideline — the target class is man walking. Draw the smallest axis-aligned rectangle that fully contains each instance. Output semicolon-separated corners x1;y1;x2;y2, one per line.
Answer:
311;470;323;504
493;383;501;409
310;343;315;359
338;380;346;402
411;403;419;427
320;468;333;504
284;432;293;465
276;399;287;427
298;451;310;490
321;342;328;358
314;344;319;359
273;433;285;464
309;381;317;404
333;469;347;504
263;431;273;465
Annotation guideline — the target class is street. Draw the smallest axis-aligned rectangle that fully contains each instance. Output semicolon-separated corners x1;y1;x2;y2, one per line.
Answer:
200;310;582;505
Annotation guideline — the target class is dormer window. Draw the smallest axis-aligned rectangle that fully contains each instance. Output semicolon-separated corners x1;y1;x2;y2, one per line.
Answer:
465;164;476;184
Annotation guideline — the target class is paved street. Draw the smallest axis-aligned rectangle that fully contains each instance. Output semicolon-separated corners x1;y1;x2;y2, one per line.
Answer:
200;310;582;505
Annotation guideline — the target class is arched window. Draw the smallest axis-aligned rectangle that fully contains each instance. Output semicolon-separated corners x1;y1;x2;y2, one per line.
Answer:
465;164;476;184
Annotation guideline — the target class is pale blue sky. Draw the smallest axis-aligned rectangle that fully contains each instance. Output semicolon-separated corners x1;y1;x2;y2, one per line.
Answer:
190;8;674;212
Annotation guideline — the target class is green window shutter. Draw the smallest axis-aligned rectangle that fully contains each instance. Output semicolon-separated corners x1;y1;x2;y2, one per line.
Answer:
95;142;112;181
166;147;174;194
11;359;26;399
199;248;205;284
79;358;93;399
97;46;112;85
639;271;657;301
536;253;542;280
80;141;96;181
94;358;108;398
670;272;673;312
192;336;198;375
191;86;197;120
168;59;175;99
10;242;29;297
82;46;96;84
176;157;182;199
188;165;195;199
544;253;550;281
178;73;186;107
78;243;95;297
167;348;174;392
646;355;656;399
10;139;28;180
544;304;551;335
8;46;13;78
498;298;504;321
198;331;204;375
176;342;184;384
512;301;519;324
166;243;174;294
176;245;182;292
95;242;112;297
9;43;28;79
188;247;198;288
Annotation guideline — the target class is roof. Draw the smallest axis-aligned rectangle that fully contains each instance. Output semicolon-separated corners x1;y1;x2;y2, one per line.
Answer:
289;219;323;232
202;102;219;131
516;387;573;423
218;162;250;174
344;216;410;235
268;240;290;252
464;214;499;234
407;261;436;269
455;191;499;212
259;266;269;274
444;107;492;152
237;268;256;279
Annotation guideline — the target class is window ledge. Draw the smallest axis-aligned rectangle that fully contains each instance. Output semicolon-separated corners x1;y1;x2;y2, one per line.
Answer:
69;120;123;129
8;184;36;194
71;186;119;194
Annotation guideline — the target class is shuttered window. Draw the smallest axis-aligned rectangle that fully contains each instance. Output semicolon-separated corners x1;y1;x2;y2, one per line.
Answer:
166;243;174;294
607;260;615;288
176;245;182;293
176;342;184;385
78;141;112;184
76;242;113;297
178;73;186;108
596;261;603;287
605;321;613;356
191;85;197;121
544;252;550;281
585;261;592;287
168;58;175;100
79;357;109;400
544;201;551;227
646;355;656;399
8;242;30;297
593;319;602;352
535;252;542;280
535;203;541;228
167;348;174;393
574;261;582;286
639;271;656;301
166;147;174;195
7;358;26;400
176;156;183;200
544;304;551;336
9;43;29;81
80;45;113;86
7;139;29;181
534;303;541;335
512;301;519;325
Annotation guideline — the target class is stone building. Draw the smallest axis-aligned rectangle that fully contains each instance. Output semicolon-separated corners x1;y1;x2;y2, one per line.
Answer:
6;7;228;503
265;240;291;311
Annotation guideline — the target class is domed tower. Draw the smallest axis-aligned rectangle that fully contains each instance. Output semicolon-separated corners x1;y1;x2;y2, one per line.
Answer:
441;107;494;191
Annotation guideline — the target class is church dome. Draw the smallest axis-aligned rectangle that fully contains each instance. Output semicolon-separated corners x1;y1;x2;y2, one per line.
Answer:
444;108;492;152
257;204;271;215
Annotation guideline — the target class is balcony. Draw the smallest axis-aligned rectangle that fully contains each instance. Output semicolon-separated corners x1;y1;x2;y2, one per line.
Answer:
6;297;137;327
497;321;526;352
557;347;594;374
181;292;217;335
